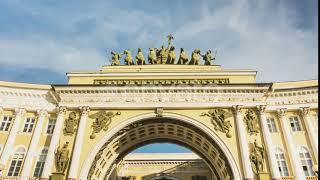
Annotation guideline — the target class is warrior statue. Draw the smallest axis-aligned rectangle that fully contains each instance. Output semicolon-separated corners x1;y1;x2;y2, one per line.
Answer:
189;49;201;65
177;48;188;64
135;48;146;65
166;46;176;64
55;142;70;173
124;50;134;65
202;50;216;65
148;48;157;64
110;51;123;66
158;45;169;64
249;140;265;173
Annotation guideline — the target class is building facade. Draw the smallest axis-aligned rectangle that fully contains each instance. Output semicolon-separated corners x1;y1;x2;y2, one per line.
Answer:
0;64;318;180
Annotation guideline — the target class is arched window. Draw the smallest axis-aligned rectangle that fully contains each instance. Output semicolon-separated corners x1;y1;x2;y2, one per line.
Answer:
299;146;315;176
33;148;48;177
275;147;289;176
7;147;25;176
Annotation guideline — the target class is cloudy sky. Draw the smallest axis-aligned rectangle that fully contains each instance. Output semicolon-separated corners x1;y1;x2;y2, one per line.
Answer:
0;0;318;84
0;0;318;153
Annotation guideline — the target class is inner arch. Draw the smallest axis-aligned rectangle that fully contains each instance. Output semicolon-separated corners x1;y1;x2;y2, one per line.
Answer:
85;117;237;180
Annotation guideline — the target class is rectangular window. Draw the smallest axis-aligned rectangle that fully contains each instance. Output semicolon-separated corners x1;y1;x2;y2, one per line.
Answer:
0;116;13;131
23;117;35;133
289;116;302;131
46;119;56;134
266;117;277;133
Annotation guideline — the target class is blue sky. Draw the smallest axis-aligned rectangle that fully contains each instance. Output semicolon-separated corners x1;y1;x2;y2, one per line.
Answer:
0;0;318;153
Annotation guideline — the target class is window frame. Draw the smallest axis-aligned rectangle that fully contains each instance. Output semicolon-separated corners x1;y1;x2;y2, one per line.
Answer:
33;148;48;177
299;146;315;176
45;118;56;135
275;147;289;177
22;117;36;133
7;147;25;177
0;116;13;132
289;116;302;132
266;117;278;133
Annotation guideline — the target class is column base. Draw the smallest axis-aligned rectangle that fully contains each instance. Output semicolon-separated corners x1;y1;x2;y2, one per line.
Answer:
51;172;65;180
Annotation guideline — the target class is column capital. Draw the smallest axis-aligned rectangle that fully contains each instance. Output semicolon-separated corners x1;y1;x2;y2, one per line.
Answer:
80;106;90;116
299;107;310;116
232;105;243;114
0;107;3;114
57;106;67;115
257;105;267;114
14;108;26;116
37;109;48;117
276;108;287;118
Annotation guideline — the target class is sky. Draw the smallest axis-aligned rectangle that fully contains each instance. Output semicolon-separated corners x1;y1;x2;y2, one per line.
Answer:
0;0;318;153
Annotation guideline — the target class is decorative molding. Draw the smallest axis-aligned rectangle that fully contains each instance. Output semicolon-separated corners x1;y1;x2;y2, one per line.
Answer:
155;108;163;117
14;108;26;117
57;106;67;115
232;105;243;114
88;111;121;139
276;108;287;119
299;107;310;116
80;106;90;116
256;105;266;114
37;109;48;117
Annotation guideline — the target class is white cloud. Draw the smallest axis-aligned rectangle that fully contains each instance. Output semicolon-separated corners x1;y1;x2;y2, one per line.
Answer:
0;0;317;82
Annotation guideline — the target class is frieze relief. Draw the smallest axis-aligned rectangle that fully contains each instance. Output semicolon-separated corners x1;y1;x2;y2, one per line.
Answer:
244;109;260;135
64;111;78;136
89;111;121;139
200;109;233;138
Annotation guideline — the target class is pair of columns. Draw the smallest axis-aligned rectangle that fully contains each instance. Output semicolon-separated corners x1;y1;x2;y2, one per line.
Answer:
41;106;90;180
234;106;317;180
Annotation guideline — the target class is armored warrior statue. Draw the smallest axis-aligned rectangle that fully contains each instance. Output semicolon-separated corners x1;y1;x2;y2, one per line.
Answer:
124;50;134;65
148;48;157;64
202;50;216;65
166;46;176;64
135;48;146;65
189;49;201;65
110;51;123;66
158;45;169;64
177;48;189;64
55;142;70;173
249;140;265;173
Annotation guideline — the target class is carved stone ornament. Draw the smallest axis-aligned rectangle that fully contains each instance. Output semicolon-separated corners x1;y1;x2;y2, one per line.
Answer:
89;111;121;139
249;140;265;173
64;111;78;136
54;142;70;173
201;109;233;138
244;109;260;135
155;107;164;117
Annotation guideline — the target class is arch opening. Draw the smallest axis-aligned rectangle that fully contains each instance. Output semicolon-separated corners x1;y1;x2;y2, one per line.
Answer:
81;115;240;180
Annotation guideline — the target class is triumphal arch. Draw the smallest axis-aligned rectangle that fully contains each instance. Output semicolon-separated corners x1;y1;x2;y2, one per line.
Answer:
0;37;318;180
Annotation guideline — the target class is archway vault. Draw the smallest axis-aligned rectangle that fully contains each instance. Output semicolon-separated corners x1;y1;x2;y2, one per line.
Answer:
80;113;241;180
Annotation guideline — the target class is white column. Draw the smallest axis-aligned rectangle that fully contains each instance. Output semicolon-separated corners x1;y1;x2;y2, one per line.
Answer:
300;107;318;163
0;108;26;172
68;106;90;180
41;106;67;179
277;108;305;180
20;110;48;179
257;106;281;180
232;105;254;180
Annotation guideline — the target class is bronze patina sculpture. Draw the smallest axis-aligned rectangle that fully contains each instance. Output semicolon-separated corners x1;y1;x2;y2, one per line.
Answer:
148;48;157;64
64;112;78;136
249;140;265;173
55;142;70;173
166;46;176;64
158;45;168;64
110;51;122;66
202;50;216;65
177;48;188;64
124;50;134;65
189;49;201;65
135;48;145;65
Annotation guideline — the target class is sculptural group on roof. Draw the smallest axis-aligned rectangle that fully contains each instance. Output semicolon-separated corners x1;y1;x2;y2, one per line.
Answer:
108;34;217;66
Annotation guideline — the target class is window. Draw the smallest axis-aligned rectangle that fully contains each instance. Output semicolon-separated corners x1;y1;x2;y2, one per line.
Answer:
275;148;289;176
266;117;277;132
23;117;35;133
0;116;13;131
46;119;56;134
7;147;25;176
289;116;301;131
192;176;207;180
33;148;48;177
299;146;315;176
